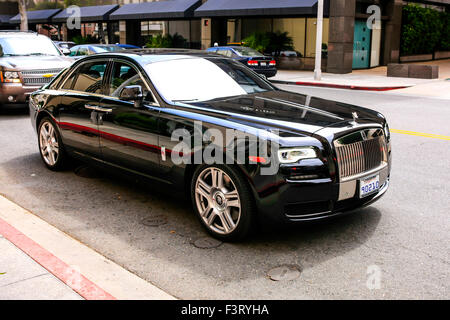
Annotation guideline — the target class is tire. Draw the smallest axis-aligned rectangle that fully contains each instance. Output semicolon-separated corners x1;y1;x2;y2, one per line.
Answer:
191;164;255;241
38;117;68;171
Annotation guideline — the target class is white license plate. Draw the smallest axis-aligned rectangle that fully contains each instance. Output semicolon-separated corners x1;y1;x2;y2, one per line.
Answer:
260;62;267;66
359;174;380;198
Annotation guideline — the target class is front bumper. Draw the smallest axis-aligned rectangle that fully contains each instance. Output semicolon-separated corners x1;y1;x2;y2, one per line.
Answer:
255;164;390;224
0;83;41;104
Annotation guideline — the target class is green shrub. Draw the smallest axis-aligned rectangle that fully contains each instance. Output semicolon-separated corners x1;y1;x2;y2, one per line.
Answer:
242;32;270;53
242;31;294;56
401;4;449;55
266;31;294;56
145;33;188;48
71;35;97;45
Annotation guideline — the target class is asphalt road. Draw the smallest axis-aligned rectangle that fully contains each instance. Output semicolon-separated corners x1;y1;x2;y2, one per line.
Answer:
0;86;449;299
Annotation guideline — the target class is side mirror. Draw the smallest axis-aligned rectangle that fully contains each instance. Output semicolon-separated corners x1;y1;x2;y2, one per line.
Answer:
61;48;71;55
119;85;143;107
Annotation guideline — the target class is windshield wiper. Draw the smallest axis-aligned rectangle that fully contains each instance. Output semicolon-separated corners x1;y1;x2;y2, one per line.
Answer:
27;53;54;56
172;99;199;102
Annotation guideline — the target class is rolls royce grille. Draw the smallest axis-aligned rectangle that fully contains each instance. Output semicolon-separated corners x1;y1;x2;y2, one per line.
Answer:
334;129;387;180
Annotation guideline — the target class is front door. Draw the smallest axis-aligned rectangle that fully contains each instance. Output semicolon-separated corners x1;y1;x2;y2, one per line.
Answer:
99;60;162;179
352;20;371;69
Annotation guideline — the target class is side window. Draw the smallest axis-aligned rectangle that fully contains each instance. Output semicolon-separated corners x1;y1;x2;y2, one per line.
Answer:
77;47;88;56
108;61;155;103
61;69;77;90
224;50;233;58
216;49;227;56
69;61;108;94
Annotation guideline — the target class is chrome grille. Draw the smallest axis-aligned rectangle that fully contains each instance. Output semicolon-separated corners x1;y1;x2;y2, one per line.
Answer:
21;69;62;86
334;128;387;181
21;69;62;76
23;77;53;85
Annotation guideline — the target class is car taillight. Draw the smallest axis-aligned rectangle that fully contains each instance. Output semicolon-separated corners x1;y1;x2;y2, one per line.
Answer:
247;60;258;66
269;60;276;66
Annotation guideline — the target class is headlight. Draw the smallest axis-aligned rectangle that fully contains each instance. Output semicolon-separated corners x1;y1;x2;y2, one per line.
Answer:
0;71;21;83
384;122;390;140
278;147;317;164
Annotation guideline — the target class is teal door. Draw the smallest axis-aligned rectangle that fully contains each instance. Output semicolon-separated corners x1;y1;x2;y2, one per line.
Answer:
353;20;371;69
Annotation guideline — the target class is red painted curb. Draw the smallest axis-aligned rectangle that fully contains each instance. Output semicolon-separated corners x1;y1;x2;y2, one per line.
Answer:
271;80;409;91
0;217;116;300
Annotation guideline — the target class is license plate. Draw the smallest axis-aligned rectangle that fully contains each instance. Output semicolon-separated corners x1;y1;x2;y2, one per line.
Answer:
260;62;266;66
359;174;380;198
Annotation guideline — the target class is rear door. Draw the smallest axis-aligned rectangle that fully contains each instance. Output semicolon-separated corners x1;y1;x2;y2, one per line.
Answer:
58;59;109;160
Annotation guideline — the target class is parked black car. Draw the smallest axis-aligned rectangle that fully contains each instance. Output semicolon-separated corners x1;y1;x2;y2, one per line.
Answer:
29;50;391;241
207;46;277;78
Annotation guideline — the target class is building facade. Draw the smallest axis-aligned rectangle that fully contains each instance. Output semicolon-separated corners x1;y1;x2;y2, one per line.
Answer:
3;0;449;73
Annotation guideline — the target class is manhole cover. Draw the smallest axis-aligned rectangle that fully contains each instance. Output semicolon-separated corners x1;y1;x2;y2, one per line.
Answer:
267;265;302;281
141;216;167;227
74;166;101;179
193;237;223;249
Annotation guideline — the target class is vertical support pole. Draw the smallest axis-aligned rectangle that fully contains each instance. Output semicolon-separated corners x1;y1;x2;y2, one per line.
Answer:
314;0;324;80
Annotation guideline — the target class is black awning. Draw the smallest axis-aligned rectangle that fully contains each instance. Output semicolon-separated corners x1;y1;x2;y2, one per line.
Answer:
0;14;15;25
9;9;62;24
110;0;202;21
195;0;325;17
52;4;119;23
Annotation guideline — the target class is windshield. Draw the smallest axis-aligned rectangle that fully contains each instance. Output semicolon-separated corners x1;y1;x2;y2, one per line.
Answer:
145;57;274;102
91;45;124;53
0;36;61;56
233;47;264;57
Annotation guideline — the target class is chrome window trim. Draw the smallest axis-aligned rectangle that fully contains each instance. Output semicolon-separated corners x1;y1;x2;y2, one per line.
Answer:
58;57;110;94
108;58;160;107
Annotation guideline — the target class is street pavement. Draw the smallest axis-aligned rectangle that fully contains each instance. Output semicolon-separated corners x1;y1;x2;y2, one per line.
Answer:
0;83;449;299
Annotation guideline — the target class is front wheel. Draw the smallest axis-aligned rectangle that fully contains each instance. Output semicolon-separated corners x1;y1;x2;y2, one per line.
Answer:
191;165;255;241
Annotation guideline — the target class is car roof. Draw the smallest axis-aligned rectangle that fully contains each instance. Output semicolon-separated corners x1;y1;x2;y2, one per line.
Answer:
208;46;246;50
71;50;222;66
0;30;45;38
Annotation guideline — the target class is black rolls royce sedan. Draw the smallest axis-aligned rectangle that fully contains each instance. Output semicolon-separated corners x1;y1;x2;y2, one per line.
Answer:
29;50;391;241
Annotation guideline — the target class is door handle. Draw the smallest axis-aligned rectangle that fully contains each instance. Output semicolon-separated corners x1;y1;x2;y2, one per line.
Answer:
84;104;112;113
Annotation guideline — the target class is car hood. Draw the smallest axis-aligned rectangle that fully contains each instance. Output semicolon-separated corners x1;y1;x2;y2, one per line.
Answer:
0;55;73;70
181;90;385;138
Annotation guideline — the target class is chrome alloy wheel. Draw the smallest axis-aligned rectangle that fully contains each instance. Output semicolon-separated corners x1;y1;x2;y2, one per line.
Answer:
39;121;59;166
194;167;242;235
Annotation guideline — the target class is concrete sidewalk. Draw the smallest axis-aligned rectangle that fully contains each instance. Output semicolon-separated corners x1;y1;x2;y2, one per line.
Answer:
0;195;176;300
272;58;450;92
0;234;83;300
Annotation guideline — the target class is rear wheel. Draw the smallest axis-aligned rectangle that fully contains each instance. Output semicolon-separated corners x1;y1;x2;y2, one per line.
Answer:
38;117;68;171
191;165;255;241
